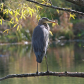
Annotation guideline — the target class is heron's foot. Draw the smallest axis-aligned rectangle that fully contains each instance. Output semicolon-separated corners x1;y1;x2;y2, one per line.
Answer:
46;70;49;74
36;71;39;75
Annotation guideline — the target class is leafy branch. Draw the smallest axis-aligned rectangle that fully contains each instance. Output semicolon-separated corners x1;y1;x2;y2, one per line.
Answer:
0;71;84;81
26;0;84;15
0;2;41;33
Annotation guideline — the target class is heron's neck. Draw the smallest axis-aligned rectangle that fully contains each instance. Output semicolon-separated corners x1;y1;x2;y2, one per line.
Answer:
38;21;50;30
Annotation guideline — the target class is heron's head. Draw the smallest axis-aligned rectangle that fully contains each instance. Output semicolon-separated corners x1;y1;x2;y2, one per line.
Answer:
38;17;56;24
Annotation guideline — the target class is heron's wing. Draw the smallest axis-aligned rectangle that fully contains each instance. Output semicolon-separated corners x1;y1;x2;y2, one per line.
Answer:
32;25;46;52
32;25;49;63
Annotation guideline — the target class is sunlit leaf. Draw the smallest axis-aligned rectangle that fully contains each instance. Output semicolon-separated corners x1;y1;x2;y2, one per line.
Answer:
52;22;58;27
46;3;51;6
13;24;17;28
16;17;18;22
41;0;51;5
36;5;43;10
49;31;53;36
41;0;46;4
9;19;13;24
9;10;13;15
57;10;59;14
7;30;8;33
21;9;24;16
17;25;20;31
42;0;45;3
15;11;20;17
23;15;26;19
52;23;56;27
31;9;35;13
16;9;20;13
36;15;41;21
3;9;7;14
69;13;76;20
29;11;32;17
18;3;21;6
0;19;2;25
1;3;3;11
3;29;9;33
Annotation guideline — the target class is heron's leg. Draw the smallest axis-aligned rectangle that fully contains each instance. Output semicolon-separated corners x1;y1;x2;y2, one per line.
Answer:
36;62;38;74
45;55;49;72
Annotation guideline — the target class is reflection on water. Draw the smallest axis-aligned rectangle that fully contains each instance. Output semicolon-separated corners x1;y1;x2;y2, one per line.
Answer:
0;42;84;84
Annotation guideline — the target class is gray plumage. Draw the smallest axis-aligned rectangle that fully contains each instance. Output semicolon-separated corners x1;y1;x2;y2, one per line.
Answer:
32;17;55;63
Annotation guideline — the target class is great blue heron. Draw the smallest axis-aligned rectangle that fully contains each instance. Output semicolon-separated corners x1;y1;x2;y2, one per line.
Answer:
32;17;55;73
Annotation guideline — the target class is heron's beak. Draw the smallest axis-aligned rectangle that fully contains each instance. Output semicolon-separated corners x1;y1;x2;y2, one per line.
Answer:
47;20;56;23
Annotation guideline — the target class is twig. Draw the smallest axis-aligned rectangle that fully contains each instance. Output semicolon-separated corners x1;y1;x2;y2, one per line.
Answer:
66;0;84;7
0;71;84;81
26;0;84;15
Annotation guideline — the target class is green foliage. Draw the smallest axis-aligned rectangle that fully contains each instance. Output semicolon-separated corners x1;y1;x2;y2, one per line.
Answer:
55;29;74;40
2;3;36;33
0;0;41;42
0;28;31;43
0;0;83;42
71;19;84;24
0;0;42;32
37;0;73;19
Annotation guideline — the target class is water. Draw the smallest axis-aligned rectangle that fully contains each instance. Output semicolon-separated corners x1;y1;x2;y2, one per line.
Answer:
0;42;84;84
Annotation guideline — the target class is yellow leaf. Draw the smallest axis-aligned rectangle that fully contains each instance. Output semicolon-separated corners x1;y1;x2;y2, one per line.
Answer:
52;22;58;27
17;25;19;31
41;0;46;4
13;24;17;28
19;16;22;19
49;31;53;36
42;0;45;2
36;5;42;10
57;10;59;14
15;10;20;17
3;29;9;33
18;3;21;6
36;15;41;21
0;19;2;25
69;13;76;20
10;21;13;24
1;3;3;11
52;23;56;27
3;9;7;14
21;9;24;19
31;9;35;13
7;30;8;34
24;10;27;14
16;17;18;22
23;15;26;19
46;3;51;6
30;11;32;17
42;0;45;3
16;10;20;15
9;10;13;15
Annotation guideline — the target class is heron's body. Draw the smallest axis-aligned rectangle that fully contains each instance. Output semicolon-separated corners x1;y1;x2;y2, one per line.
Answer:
32;24;50;63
